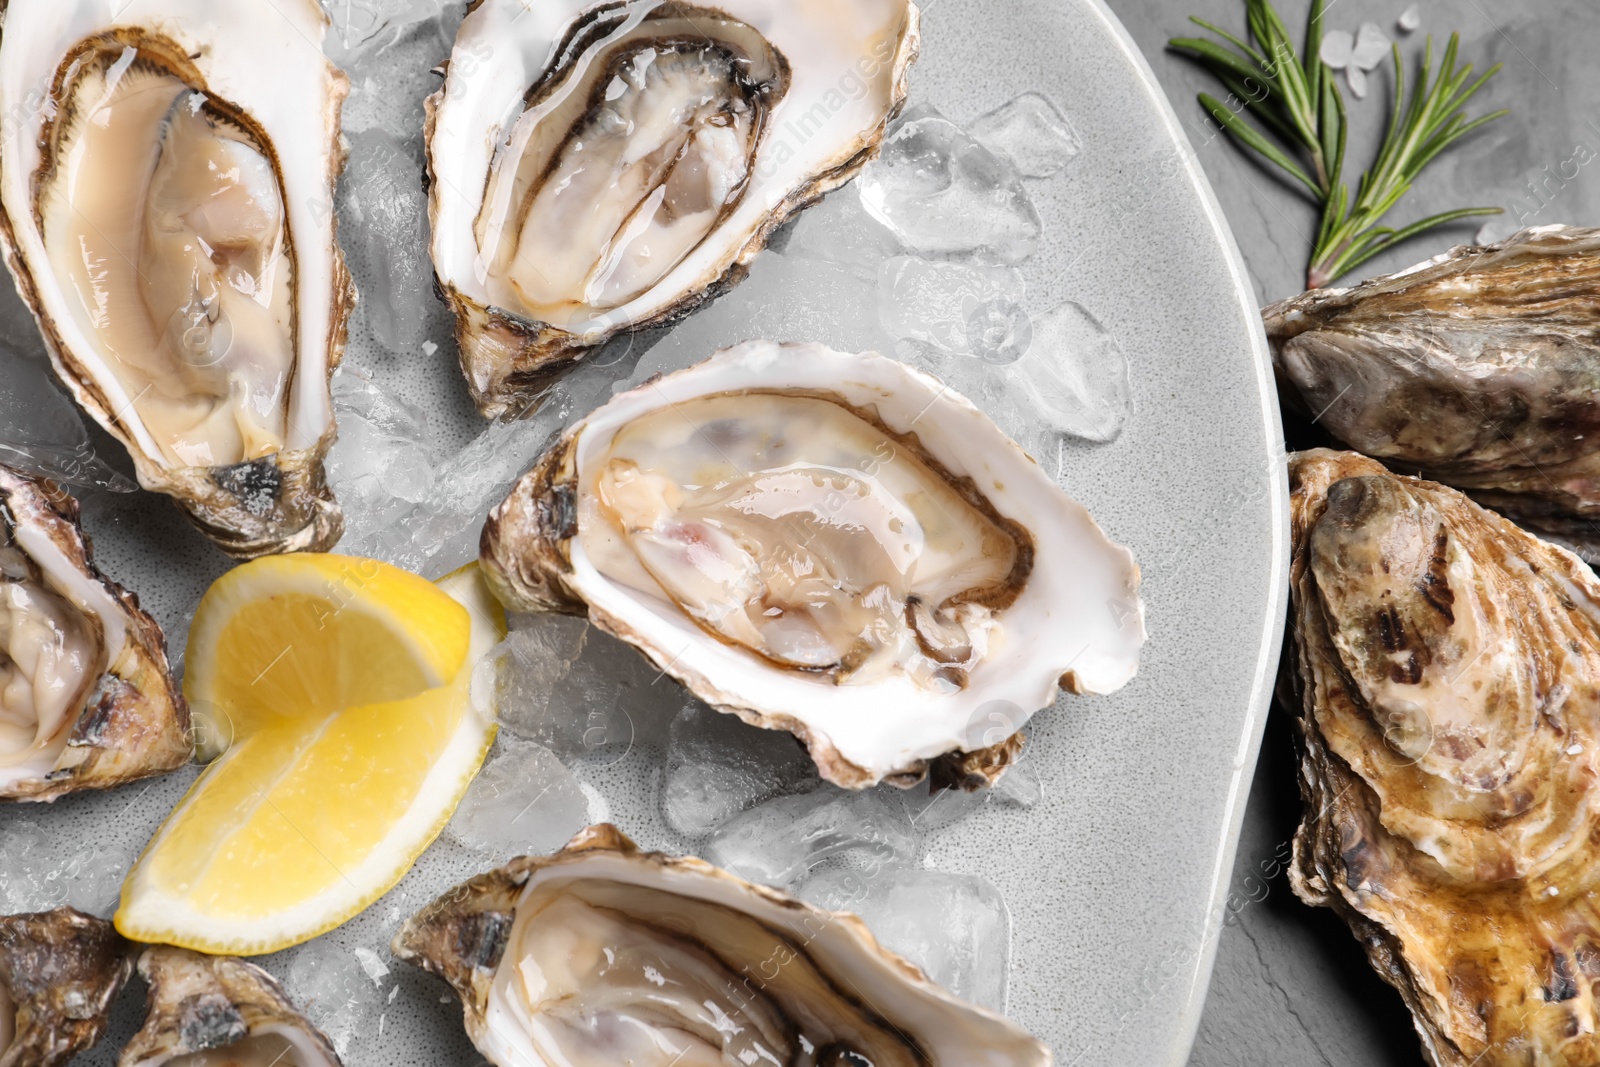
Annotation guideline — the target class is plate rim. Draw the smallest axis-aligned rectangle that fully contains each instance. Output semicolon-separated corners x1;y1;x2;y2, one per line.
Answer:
1066;0;1292;1060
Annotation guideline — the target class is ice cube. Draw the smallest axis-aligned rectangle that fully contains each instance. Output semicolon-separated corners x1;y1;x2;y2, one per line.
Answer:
661;701;819;837
1346;64;1369;99
857;105;1042;264
1006;300;1132;443
325;368;439;552
322;0;449;64
1475;214;1524;246
285;938;387;1058
60;844;135;918
475;618;589;746
0;820;133;917
0;354;135;492
894;757;1042;832
1398;4;1421;32
704;790;921;889
1351;21;1391;70
337;131;433;355
969;92;1082;178
878;256;1028;360
1319;29;1354;69
546;630;684;762
446;736;590;861
798;866;1011;1011
778;189;904;268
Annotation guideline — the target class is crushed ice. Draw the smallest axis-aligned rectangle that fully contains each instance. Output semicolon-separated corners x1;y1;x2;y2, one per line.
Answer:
858;105;1043;263
800;866;1012;1012
969;92;1081;178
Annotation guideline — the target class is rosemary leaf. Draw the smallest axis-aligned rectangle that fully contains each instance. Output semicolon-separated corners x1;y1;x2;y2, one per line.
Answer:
1168;2;1507;289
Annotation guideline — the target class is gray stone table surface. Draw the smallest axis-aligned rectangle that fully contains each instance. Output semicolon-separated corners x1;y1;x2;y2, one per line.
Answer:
1095;0;1600;1064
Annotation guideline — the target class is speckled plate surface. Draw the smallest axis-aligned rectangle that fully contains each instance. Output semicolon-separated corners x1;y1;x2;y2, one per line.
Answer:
0;0;1286;1063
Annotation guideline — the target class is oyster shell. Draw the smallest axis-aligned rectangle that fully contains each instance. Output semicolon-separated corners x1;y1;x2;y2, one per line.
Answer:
482;341;1144;788
119;946;341;1067
1265;225;1600;559
394;823;1051;1066
428;0;920;417
0;907;131;1067
1286;448;1600;1067
1;464;188;801
0;0;355;558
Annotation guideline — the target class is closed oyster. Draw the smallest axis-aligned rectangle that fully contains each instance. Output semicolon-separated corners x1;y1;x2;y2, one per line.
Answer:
0;908;131;1067
1265;226;1600;558
1;465;188;801
1286;449;1600;1067
429;0;920;417
394;824;1050;1066
119;946;341;1067
482;341;1144;787
0;0;354;557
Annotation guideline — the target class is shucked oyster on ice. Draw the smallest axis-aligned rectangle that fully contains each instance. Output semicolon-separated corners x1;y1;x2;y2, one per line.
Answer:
1286;448;1600;1067
0;0;354;558
394;823;1051;1066
119;945;341;1067
0;907;131;1067
483;341;1144;788
428;0;920;417
1;465;188;802
1265;226;1600;559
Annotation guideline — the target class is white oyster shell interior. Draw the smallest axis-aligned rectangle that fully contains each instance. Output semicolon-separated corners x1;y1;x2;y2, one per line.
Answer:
478;843;1050;1066
0;0;341;470
431;0;917;339
564;341;1144;783
0;520;123;789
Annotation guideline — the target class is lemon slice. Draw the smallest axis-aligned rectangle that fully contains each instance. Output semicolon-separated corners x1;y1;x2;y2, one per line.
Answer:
116;557;505;955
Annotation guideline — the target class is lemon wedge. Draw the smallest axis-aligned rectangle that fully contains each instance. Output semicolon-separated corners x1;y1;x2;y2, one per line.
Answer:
116;557;504;955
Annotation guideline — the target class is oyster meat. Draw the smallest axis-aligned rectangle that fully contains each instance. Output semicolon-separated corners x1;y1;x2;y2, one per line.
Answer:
0;907;131;1067
119;946;341;1067
429;0;920;416
1;465;188;801
1287;448;1600;1067
394;823;1051;1066
0;0;354;557
483;341;1144;787
1265;225;1600;559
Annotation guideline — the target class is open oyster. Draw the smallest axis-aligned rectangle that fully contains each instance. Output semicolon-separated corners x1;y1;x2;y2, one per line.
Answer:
1286;449;1600;1067
0;0;354;557
0;908;131;1067
119;946;341;1067
2;465;188;802
482;341;1144;787
394;824;1050;1066
429;0;920;417
1266;226;1600;559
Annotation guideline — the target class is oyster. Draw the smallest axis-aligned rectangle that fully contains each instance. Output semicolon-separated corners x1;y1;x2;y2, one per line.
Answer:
1286;448;1600;1067
2;465;188;801
119;946;341;1067
0;907;131;1067
428;0;920;417
482;341;1144;787
394;823;1051;1066
1265;225;1600;559
0;0;354;557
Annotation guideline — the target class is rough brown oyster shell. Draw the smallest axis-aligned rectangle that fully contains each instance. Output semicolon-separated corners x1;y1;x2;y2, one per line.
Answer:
1;465;189;801
394;823;1049;1067
0;907;132;1067
1265;226;1600;559
1286;448;1600;1067
118;946;342;1066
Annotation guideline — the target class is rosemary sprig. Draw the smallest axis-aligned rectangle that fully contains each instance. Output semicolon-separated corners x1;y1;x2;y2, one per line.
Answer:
1169;0;1509;289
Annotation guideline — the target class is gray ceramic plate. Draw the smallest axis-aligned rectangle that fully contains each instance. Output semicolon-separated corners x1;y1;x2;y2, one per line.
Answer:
0;0;1286;1063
